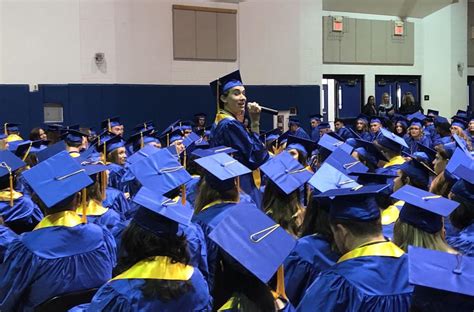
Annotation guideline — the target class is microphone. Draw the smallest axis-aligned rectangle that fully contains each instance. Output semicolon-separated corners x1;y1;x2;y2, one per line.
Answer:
259;106;279;115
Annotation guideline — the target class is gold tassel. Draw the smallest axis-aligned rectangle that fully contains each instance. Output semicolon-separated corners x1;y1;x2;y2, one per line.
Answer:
22;142;33;161
216;79;220;114
101;171;107;201
166;133;170;146
276;265;288;300
181;184;186;205
107;119;111;133
81;189;87;223
8;171;13;207
140;132;144;149
102;142;107;163
4;123;7;136
236;176;241;203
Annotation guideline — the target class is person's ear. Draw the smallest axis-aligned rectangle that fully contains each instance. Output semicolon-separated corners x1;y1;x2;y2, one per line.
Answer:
220;94;227;104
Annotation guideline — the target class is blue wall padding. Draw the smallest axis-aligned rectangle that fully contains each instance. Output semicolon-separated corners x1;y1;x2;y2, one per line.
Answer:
0;84;320;138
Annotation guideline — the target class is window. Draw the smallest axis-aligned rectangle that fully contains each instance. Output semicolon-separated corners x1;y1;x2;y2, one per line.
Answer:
44;103;63;123
173;5;237;61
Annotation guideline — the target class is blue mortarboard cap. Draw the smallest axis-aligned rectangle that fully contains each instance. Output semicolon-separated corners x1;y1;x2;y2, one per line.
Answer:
210;70;243;98
75;156;107;176
369;116;382;124
194;152;250;191
318;122;330;129
62;129;88;144
453;164;474;185
376;128;408;151
392;185;459;233
194;112;207;118
0;150;26;178
4;123;21;132
132;120;155;132
260;128;282;144
451;117;468;129
45;124;64;132
36;140;67;162
288;118;300;126
356;114;369;124
451;165;474;201
325;147;369;174
416;143;436;163
399;155;435;188
445;148;473;177
260;151;313;195
409;118;423;128
159;120;181;139
100;116;121;130
14;140;47;159
318;133;353;154
179;121;193;132
209;204;296;283
310;114;322;121
129;148;192;194
132;187;193;235
7;140;23;153
182;132;201;149
191;146;237;159
126;144;161;166
308;163;360;192
350;171;397;185
456;109;468;117
168;129;184;145
407;112;426;122
286;135;317;157
315;184;388;221
126;128;155;145
452;134;470;155
354;138;387;162
97;135;126;154
426;109;439;116
408;246;474;298
22;151;93;208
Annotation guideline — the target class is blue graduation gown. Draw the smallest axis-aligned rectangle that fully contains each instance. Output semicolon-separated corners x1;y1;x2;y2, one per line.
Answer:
283;235;340;306
185;175;201;207
310;127;320;143
336;127;353;141
193;202;247;290
0;211;116;311
447;223;474;256
77;202;122;233
103;187;131;221
0;225;17;263
85;256;212;311
297;242;413;312
211;112;269;208
375;155;406;177
0;191;44;233
403;135;432;154
290;127;311;140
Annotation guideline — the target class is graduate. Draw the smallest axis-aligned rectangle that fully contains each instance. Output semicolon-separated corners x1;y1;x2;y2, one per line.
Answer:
309;114;322;142
101;116;124;137
209;204;296;311
284;194;340;307
192;151;254;292
403;118;433;154
391;185;459;254
368;116;383;141
374;128;408;176
0;151;116;311
288;118;311;139
297;184;413;311
408;246;474;311
62;129;89;158
260;151;313;236
4;122;23;143
85;187;212;311
0;150;43;234
209;70;269;209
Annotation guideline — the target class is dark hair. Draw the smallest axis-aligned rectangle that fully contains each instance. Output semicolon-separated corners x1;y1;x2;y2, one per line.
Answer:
449;194;474;230
194;178;238;214
31;192;77;216
218;90;231;110
398;169;428;191
262;181;302;237
330;217;382;237
395;121;407;137
114;221;192;301
66;139;82;148
29;127;45;141
373;140;400;159
435;122;451;136
300;195;336;246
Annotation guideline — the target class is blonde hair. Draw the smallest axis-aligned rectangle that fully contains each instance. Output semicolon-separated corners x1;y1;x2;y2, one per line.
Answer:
393;219;457;254
451;126;473;151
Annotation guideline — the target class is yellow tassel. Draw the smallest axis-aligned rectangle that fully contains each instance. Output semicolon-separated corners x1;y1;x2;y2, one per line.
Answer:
166;133;170;146
81;189;87;223
216;79;220;115
102;142;107;163
8;172;13;207
276;266;288;300
236;176;241;203
4;123;7;136
101;171;107;201
181;185;186;205
22;142;33;161
140;132;144;149
108;119;111;133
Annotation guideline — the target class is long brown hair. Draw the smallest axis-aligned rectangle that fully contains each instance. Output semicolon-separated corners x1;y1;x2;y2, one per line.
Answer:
194;178;239;214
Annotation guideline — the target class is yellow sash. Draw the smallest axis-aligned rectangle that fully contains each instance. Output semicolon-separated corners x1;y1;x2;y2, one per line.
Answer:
34;211;83;230
112;256;194;281
76;201;108;216
6;134;23;143
381;201;404;225
0;189;22;202
218;296;239;311
201;200;238;212
337;241;404;263
214;110;235;125
383;155;405;168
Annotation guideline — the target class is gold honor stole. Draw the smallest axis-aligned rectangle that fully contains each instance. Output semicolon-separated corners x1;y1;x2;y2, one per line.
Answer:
214;110;262;189
337;241;405;263
383;155;406;168
76;201;109;216
34;211;83;230
381;200;404;225
112;256;194;281
200;200;238;212
0;189;23;202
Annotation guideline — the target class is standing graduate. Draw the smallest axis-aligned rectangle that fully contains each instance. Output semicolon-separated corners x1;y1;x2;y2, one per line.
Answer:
297;185;413;311
209;70;269;208
0;151;116;311
85;187;212;311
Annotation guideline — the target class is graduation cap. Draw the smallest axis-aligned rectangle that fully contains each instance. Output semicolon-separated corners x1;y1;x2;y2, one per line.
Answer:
393;115;409;128
286;135;317;157
259;128;281;144
309;114;322;121
408;246;474;302
445;148;473;177
133;186;193;235
308;163;360;193
191;146;237;159
3;122;21;134
0;151;26;206
451;116;468;130
325;148;369;175
210;70;243;99
451;165;474;201
194;112;207;118
318;133;353;155
36;140;67;163
22;150;93;208
129;148;192;195
132;121;155;133
354;139;387;162
288;118;300;127
416;142;437;163
407;112;426;122
194;152;250;192
14;140;46;161
349;171;398;185
127;128;157;150
391;185;459;233
369;116;383;125
75;156;107;176
426;109;439;117
456;109;468;118
62;129;88;145
45;124;64;132
100;116;121;131
376;128;408;152
62;124;80;132
208;204;296;283
399;153;436;187
97;135;125;155
126;144;161;166
318;122;331;130
408;118;424;128
179;121;194;132
260;151;313;195
315;184;389;221
452;134;470;155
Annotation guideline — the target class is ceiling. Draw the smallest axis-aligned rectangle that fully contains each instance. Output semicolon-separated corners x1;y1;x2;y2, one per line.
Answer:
323;0;458;18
